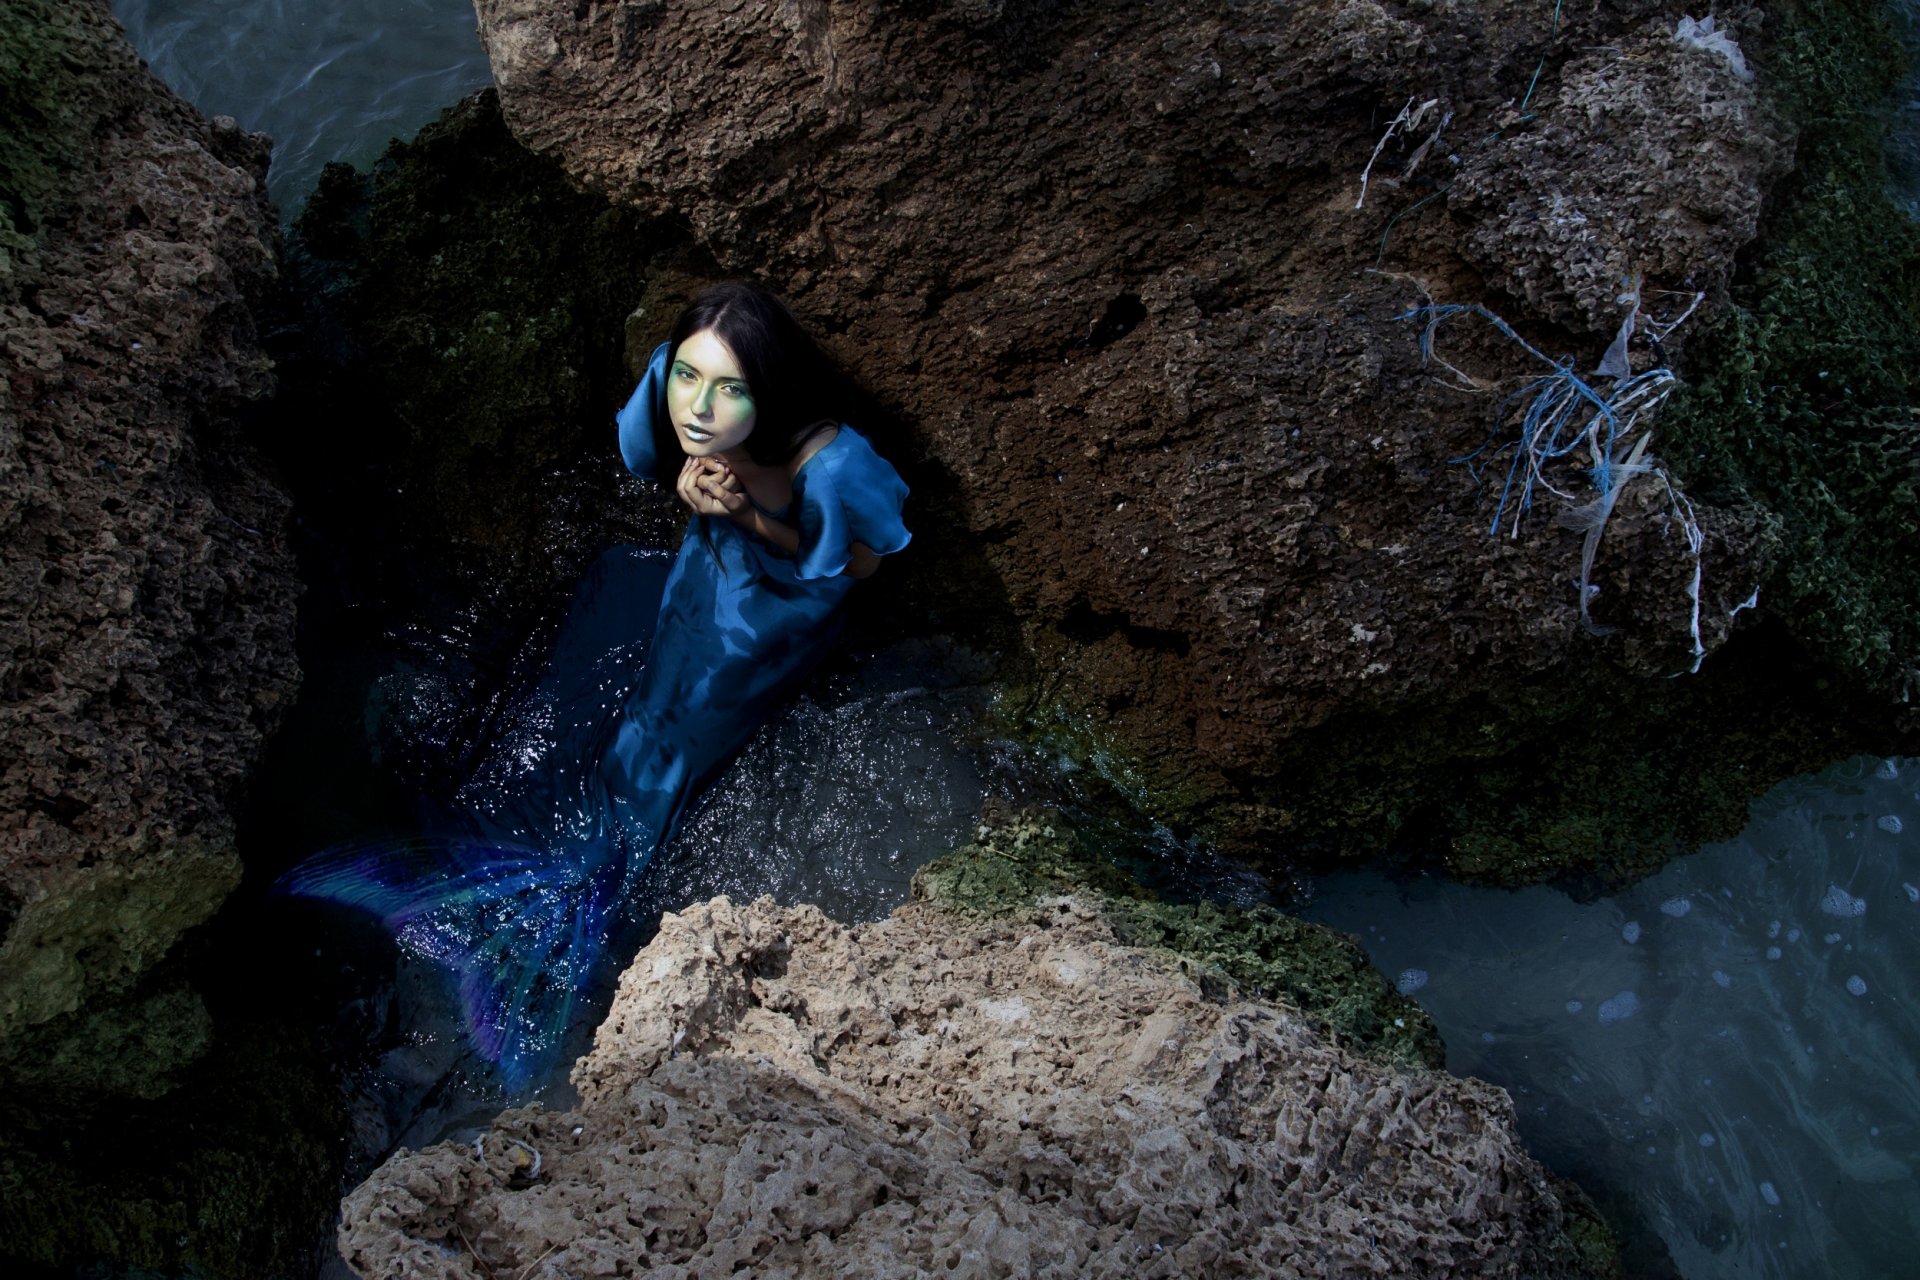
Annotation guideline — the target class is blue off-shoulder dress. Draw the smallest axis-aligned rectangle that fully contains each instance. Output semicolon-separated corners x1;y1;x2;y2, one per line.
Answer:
599;340;912;849
281;341;909;1085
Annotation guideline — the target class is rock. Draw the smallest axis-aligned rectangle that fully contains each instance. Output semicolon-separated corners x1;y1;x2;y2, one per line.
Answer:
277;92;687;610
465;0;1794;859
1451;20;1788;335
0;0;298;1073
339;894;1614;1279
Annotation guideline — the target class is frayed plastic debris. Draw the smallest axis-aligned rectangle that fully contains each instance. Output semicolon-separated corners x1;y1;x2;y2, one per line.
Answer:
1410;300;1706;647
1356;97;1445;210
1675;15;1754;83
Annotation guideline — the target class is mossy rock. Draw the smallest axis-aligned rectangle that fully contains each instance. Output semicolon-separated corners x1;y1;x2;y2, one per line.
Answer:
913;802;1445;1072
0;1013;342;1279
274;88;702;619
1659;0;1920;697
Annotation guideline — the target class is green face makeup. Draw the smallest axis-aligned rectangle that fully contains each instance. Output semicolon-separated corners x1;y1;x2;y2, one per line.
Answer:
667;329;757;456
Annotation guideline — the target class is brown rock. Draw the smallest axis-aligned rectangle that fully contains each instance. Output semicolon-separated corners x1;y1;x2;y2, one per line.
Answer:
0;0;298;1063
470;0;1785;833
340;895;1609;1278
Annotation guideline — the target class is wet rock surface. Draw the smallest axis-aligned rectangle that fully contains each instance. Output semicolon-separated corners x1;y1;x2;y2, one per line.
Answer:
457;0;1898;874
340;892;1614;1279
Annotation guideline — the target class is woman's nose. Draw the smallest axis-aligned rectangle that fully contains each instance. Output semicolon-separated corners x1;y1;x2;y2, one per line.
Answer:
692;384;714;416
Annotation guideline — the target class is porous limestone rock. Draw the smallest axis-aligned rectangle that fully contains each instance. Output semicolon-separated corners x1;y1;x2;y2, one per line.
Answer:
339;894;1613;1279
1451;21;1787;334
0;0;297;1076
464;0;1807;869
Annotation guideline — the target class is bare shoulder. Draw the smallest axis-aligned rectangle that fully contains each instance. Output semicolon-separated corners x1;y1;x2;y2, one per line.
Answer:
788;422;841;477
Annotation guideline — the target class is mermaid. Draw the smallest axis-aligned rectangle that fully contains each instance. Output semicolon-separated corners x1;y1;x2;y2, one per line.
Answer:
280;282;911;1086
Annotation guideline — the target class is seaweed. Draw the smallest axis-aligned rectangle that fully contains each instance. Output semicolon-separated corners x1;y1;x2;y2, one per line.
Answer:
1657;0;1920;696
913;803;1446;1071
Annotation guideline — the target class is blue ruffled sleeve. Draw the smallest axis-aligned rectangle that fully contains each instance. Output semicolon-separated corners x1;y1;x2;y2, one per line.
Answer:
792;427;912;581
615;342;672;479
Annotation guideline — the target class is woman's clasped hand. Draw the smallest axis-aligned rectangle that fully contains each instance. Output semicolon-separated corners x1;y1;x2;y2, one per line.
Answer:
677;455;748;517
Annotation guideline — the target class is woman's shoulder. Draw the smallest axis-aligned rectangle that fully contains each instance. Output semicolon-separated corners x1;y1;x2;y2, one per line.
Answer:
793;424;897;483
788;423;842;477
792;423;909;530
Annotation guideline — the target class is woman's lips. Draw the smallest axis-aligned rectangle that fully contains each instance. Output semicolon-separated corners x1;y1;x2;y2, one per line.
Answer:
678;422;713;443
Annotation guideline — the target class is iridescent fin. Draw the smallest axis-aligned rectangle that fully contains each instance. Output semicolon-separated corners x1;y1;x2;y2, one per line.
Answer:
277;838;617;1089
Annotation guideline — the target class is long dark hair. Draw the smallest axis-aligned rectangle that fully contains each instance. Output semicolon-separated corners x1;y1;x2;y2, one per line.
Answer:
667;281;844;467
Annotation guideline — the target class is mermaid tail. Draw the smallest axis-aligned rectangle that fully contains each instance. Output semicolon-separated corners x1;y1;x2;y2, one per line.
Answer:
278;837;623;1089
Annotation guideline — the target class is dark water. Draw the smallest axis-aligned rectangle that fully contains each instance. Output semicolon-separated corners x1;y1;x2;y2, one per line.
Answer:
113;0;491;215
1897;0;1920;217
1303;757;1920;1280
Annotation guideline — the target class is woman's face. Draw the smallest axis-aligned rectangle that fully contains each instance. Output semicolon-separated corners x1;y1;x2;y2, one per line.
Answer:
667;328;757;457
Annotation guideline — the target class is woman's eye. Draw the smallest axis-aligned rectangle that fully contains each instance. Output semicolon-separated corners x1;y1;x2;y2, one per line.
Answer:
721;384;749;400
672;365;696;381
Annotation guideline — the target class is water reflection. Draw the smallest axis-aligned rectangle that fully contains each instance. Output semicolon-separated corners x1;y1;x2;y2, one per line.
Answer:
1303;757;1920;1280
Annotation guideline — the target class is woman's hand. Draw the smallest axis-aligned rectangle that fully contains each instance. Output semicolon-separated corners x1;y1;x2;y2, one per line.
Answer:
676;458;748;518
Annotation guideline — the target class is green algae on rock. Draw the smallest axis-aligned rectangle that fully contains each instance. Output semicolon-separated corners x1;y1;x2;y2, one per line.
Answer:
276;88;698;616
1659;0;1920;700
912;803;1445;1072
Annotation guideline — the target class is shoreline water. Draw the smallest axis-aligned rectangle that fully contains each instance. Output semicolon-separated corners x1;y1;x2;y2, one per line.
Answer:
114;0;491;215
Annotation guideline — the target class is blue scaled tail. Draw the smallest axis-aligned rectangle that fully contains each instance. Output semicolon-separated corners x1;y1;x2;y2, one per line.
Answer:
277;837;621;1090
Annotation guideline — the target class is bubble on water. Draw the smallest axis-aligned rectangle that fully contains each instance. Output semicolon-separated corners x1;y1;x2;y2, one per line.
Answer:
1877;814;1904;834
1712;970;1732;988
1787;927;1802;942
1660;896;1692;918
1846;975;1868;996
1824;932;1843;944
1622;921;1642;944
1395;968;1429;995
1878;758;1900;780
1699;1133;1717;1148
1598;991;1641;1025
1480;1031;1496;1043
1905;883;1920;904
1766;946;1783;960
1767;919;1781;939
1820;885;1866;917
1566;1000;1584;1013
1760;1181;1781;1207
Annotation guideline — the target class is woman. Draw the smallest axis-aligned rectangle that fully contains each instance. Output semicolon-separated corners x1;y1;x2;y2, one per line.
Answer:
283;282;910;1085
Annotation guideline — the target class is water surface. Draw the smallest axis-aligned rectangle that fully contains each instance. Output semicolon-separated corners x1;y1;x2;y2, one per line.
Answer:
1304;757;1920;1280
114;0;492;215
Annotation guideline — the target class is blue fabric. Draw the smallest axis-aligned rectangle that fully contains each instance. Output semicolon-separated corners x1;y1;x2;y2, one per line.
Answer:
281;348;910;1087
606;341;912;840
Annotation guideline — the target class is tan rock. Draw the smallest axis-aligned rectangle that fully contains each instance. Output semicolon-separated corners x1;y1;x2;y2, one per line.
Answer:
340;895;1605;1278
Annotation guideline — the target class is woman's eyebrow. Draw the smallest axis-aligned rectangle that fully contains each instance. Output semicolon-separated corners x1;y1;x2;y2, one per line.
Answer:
671;358;744;382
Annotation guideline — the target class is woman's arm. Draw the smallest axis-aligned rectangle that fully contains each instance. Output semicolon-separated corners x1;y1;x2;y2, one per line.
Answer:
729;504;878;578
691;461;878;577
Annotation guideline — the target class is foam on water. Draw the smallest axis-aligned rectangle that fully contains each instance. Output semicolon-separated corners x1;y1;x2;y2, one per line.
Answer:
114;0;492;215
1303;756;1920;1280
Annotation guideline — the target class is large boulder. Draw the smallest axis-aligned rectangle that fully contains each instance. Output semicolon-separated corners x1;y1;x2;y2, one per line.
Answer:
464;0;1822;868
0;0;298;1111
338;890;1615;1278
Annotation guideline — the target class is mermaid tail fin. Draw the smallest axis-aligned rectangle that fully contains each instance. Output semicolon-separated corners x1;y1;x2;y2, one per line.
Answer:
278;838;619;1090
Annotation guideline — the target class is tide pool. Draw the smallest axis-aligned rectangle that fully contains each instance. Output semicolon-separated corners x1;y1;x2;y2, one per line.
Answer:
1303;756;1920;1280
